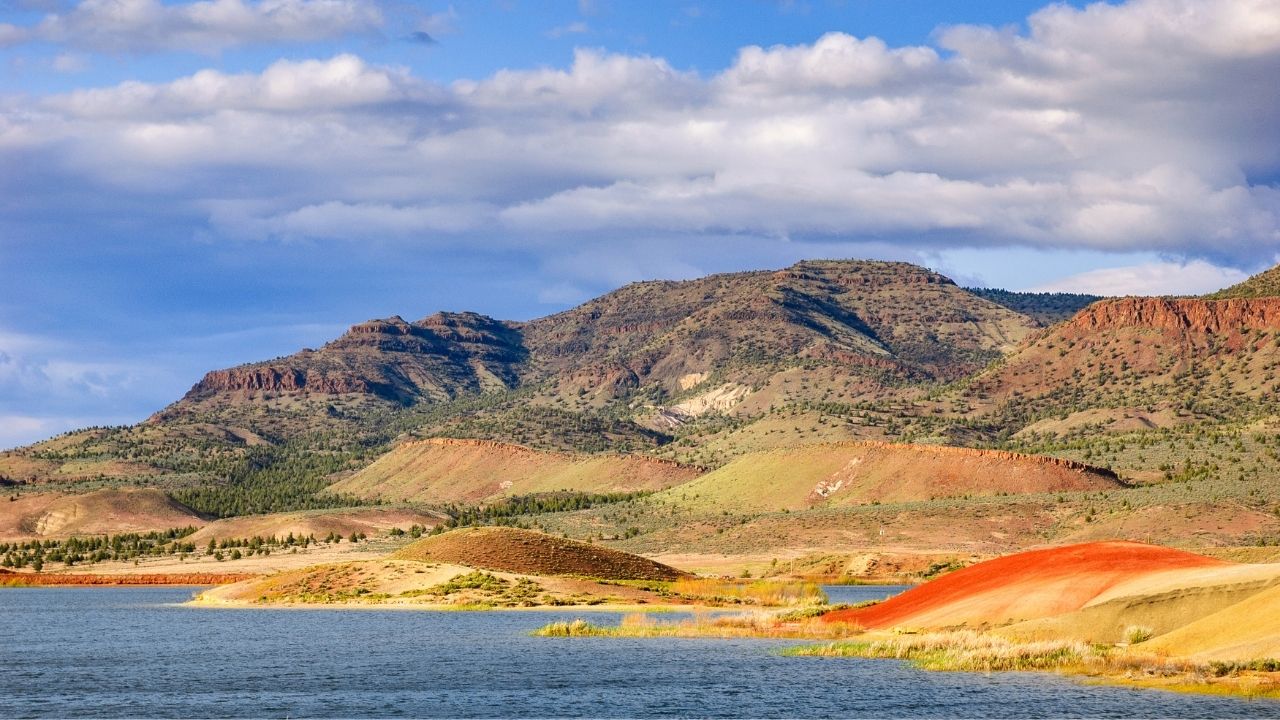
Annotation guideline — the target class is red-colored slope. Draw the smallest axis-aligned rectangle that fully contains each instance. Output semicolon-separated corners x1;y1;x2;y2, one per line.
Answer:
823;541;1227;629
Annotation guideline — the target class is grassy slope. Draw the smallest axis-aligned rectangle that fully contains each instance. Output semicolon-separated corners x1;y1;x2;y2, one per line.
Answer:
653;441;1120;514
328;438;700;504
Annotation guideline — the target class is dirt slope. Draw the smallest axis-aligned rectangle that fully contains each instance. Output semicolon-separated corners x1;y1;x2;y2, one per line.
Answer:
329;438;700;504
0;488;207;540
187;507;447;543
1001;562;1280;644
392;526;690;581
656;441;1121;513
822;541;1226;629
1142;583;1280;661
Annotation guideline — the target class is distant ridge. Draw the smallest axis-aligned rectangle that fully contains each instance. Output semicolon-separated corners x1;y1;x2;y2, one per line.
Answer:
1205;263;1280;300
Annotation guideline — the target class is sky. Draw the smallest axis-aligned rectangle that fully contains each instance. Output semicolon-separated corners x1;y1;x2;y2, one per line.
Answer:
1;0;1279;449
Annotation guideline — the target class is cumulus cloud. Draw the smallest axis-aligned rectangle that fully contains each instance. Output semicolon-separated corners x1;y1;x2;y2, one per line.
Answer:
2;0;1280;266
1033;259;1252;296
2;0;383;53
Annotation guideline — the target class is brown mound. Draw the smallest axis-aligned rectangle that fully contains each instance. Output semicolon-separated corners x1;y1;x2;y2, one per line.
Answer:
0;488;208;540
822;541;1227;629
392;526;690;581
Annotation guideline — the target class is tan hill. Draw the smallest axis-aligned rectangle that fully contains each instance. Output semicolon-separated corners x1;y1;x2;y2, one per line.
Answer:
0;488;207;540
1141;583;1280;661
964;296;1280;435
392;526;690;581
328;438;701;504
196;558;687;609
186;507;447;544
651;441;1121;513
1003;561;1280;646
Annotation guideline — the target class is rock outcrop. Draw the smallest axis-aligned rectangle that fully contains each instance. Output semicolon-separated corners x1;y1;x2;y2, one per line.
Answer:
1068;297;1280;334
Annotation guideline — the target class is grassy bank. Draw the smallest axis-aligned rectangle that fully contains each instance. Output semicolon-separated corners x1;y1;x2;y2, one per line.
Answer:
532;615;1280;699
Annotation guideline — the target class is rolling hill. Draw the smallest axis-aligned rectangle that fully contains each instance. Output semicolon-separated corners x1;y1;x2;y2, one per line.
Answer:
328;438;701;504
650;441;1122;513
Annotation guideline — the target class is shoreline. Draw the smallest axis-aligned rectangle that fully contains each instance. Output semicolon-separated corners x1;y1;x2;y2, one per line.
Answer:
0;571;256;587
186;593;724;614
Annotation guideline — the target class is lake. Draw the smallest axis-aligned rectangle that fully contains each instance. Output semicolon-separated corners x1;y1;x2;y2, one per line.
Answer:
1;586;1277;718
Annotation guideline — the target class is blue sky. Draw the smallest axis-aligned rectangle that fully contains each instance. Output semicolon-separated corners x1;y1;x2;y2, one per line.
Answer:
2;0;1279;448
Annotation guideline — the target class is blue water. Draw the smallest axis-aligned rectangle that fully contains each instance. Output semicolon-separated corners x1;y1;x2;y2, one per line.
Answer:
1;586;1277;718
824;584;914;605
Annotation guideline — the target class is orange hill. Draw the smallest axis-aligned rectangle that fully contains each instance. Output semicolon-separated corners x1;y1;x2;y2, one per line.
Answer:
822;541;1227;629
392;526;690;581
330;438;701;504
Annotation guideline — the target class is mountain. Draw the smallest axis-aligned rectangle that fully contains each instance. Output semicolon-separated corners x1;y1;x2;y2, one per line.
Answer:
179;312;526;407
7;258;1280;544
1;259;1047;505
963;295;1280;437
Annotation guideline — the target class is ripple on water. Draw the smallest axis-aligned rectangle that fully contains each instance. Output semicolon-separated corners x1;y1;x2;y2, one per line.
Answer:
0;586;1277;718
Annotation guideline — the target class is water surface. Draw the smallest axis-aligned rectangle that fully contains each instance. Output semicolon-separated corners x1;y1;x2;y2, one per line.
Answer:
1;586;1277;718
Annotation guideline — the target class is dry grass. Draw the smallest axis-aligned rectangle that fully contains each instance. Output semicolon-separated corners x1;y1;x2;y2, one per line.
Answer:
667;578;826;606
532;611;862;640
786;631;1102;672
784;630;1280;698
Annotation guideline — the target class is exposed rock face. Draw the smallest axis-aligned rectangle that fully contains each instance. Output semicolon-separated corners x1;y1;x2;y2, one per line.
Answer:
192;367;378;395
177;259;1039;413
1069;297;1280;334
183;311;527;404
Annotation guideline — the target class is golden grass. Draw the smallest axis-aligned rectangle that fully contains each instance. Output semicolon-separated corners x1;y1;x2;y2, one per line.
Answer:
530;615;1280;698
785;631;1102;672
667;578;826;606
784;630;1280;698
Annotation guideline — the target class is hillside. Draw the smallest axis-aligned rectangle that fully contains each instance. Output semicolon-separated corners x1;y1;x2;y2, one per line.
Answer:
965;288;1102;326
963;296;1280;436
1205;265;1280;300
0;258;1048;513
0;488;207;540
187;507;447;544
651;441;1121;513
392;526;690;581
328;438;700;504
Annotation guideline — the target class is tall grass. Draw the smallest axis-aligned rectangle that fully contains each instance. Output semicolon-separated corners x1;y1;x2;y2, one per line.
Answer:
784;631;1102;672
668;578;826;606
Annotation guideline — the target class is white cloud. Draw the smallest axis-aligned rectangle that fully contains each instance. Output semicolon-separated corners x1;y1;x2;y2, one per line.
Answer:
1032;260;1252;296
7;0;384;53
2;0;1280;267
